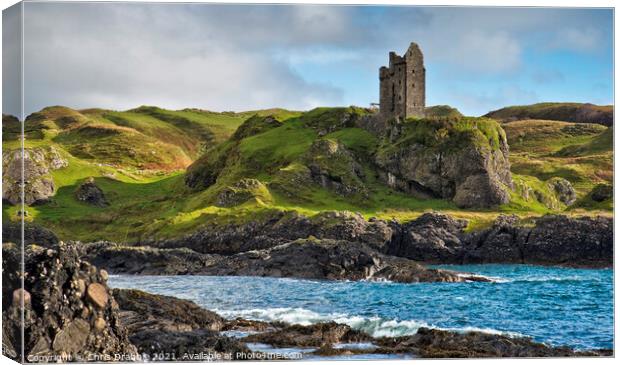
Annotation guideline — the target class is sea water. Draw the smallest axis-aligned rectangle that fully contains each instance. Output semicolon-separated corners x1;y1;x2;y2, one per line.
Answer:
109;264;613;350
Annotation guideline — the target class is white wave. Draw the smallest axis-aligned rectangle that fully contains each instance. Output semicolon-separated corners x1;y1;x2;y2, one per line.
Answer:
213;306;523;339
455;272;510;283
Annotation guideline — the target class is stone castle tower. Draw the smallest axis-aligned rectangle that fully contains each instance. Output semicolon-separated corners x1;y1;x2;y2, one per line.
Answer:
379;42;425;120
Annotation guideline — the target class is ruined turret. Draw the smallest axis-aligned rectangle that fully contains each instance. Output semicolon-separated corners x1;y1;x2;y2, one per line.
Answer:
379;42;426;120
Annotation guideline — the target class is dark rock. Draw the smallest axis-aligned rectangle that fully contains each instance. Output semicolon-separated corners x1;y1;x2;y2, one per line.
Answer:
153;210;393;255
2;222;59;247
112;288;225;332
75;177;109;207
85;238;485;283
243;322;372;347
388;213;467;262
112;289;249;360
82;242;208;275
376;327;607;358
128;329;250;360
591;184;613;202
1;242;137;362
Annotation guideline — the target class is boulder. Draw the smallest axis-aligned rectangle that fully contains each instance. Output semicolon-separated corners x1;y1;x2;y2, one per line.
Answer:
591;184;613;202
546;177;576;206
2;146;67;205
75;177;109;207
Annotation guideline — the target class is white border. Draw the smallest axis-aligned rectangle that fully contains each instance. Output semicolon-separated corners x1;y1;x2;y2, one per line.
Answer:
0;1;616;365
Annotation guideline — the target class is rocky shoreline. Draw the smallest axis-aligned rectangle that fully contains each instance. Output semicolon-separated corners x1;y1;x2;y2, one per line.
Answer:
74;212;613;279
1;243;612;361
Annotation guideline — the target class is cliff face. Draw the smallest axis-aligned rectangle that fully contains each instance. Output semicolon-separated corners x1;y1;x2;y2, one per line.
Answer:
375;118;513;208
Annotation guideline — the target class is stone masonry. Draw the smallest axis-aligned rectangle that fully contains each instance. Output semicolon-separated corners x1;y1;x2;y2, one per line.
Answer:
379;42;425;120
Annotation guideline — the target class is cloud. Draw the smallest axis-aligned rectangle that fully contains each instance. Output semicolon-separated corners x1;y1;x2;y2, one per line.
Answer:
552;27;603;52
2;3;612;117
20;3;350;115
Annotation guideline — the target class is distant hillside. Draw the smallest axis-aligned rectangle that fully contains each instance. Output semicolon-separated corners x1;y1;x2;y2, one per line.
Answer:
425;105;464;119
485;102;613;126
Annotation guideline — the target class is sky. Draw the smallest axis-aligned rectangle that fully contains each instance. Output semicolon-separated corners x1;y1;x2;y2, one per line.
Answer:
2;2;614;117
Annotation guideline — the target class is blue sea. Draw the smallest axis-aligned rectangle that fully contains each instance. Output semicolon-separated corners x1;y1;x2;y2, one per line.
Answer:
109;264;613;351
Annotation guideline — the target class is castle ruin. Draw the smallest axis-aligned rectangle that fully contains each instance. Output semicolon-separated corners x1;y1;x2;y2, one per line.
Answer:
379;42;425;120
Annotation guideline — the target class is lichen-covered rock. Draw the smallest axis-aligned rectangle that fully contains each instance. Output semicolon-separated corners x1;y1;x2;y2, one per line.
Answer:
1;242;136;362
546;177;576;206
216;178;271;207
2;146;67;205
75;177;109;207
303;139;367;196
375;118;513;208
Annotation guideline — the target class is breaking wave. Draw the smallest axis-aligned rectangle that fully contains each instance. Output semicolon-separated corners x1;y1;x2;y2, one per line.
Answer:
214;306;522;339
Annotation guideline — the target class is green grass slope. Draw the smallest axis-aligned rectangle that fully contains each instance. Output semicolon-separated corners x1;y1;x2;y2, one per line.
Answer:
484;102;613;126
3;105;612;243
503;119;613;210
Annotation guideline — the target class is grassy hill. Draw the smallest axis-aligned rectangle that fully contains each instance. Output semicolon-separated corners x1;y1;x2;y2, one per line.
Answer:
485;102;613;126
2;105;613;242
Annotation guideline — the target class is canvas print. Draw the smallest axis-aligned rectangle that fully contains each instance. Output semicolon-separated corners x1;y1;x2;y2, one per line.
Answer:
1;1;614;363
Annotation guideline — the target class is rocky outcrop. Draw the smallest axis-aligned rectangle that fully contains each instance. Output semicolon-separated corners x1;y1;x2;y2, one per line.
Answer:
1;242;137;362
303;139;367;196
2;146;67;205
375;327;609;358
197;238;487;283
216;178;271;207
153;210;392;254
148;210;611;268
75;177;109;207
83;242;209;275
111;289;250;360
243;322;372;347
387;213;467;262
375;119;513;208
84;238;487;283
390;213;612;267
112;289;225;332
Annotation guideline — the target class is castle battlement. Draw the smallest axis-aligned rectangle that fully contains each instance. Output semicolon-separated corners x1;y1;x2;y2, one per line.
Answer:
379;42;426;120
